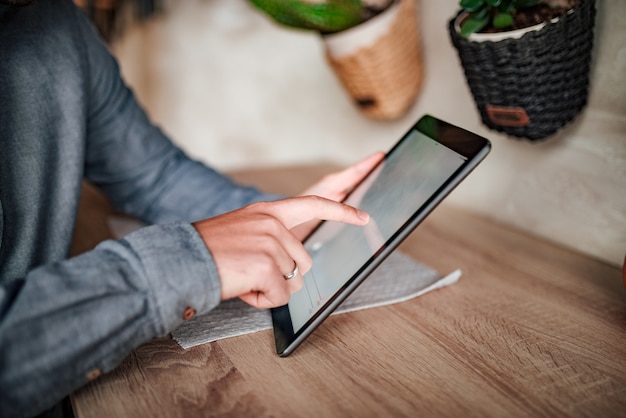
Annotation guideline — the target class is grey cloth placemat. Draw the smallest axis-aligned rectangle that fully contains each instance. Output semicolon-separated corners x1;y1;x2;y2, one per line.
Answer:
172;252;461;349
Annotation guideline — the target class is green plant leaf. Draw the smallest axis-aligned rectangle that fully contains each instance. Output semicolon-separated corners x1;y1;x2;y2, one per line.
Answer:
471;6;490;20
497;0;513;13
458;0;541;35
493;12;514;28
460;0;485;13
460;13;489;37
248;0;364;33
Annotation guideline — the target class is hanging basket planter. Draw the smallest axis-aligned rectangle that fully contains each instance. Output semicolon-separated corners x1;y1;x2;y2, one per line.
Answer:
322;0;424;120
448;0;596;141
249;0;424;121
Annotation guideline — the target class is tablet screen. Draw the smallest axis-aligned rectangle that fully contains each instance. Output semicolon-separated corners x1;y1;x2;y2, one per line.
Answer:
287;128;467;332
272;115;491;356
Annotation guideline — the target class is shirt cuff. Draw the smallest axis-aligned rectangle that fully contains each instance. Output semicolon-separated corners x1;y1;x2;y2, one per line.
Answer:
121;221;221;335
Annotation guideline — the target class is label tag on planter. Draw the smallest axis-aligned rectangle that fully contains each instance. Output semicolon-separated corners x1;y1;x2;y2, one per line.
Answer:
486;105;530;127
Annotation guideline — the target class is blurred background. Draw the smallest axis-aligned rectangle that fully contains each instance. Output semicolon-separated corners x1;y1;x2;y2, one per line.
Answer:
77;0;625;268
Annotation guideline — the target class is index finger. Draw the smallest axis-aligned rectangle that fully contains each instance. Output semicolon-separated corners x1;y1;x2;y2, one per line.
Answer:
258;196;369;230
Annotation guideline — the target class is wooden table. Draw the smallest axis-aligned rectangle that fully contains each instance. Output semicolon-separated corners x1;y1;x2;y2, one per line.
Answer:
71;164;626;417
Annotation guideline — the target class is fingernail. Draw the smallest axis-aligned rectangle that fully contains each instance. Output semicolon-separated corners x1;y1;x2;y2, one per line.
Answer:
358;210;370;222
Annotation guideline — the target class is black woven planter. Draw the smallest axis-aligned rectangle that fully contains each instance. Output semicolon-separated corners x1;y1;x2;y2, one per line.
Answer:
449;0;596;141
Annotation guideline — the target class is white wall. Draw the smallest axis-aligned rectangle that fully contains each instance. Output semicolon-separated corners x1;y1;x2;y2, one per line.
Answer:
111;0;626;267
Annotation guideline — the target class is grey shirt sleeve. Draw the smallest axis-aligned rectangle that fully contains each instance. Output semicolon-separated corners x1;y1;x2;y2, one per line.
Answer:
81;2;277;224
0;1;281;417
1;223;222;418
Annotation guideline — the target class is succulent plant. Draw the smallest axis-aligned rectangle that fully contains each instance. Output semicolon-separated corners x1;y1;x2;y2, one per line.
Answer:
248;0;387;34
458;0;541;38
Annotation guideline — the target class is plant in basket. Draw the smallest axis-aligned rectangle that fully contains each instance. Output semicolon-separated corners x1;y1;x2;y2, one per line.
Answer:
449;0;596;141
248;0;424;120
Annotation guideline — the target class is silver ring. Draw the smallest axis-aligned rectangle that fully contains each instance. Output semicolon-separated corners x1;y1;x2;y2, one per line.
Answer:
283;262;299;280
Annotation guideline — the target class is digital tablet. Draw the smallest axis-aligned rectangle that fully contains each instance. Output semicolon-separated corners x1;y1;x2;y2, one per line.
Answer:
271;114;491;356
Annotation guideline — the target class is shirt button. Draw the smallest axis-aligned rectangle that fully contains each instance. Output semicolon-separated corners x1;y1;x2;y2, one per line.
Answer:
183;306;196;321
86;368;101;381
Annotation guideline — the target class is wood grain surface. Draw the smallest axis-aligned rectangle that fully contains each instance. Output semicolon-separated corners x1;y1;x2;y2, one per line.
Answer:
71;164;626;418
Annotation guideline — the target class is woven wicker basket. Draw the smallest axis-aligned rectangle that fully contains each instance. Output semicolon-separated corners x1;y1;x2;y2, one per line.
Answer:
449;0;596;141
323;0;423;120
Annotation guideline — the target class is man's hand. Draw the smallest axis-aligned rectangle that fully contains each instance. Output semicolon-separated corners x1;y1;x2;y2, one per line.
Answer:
193;196;370;309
